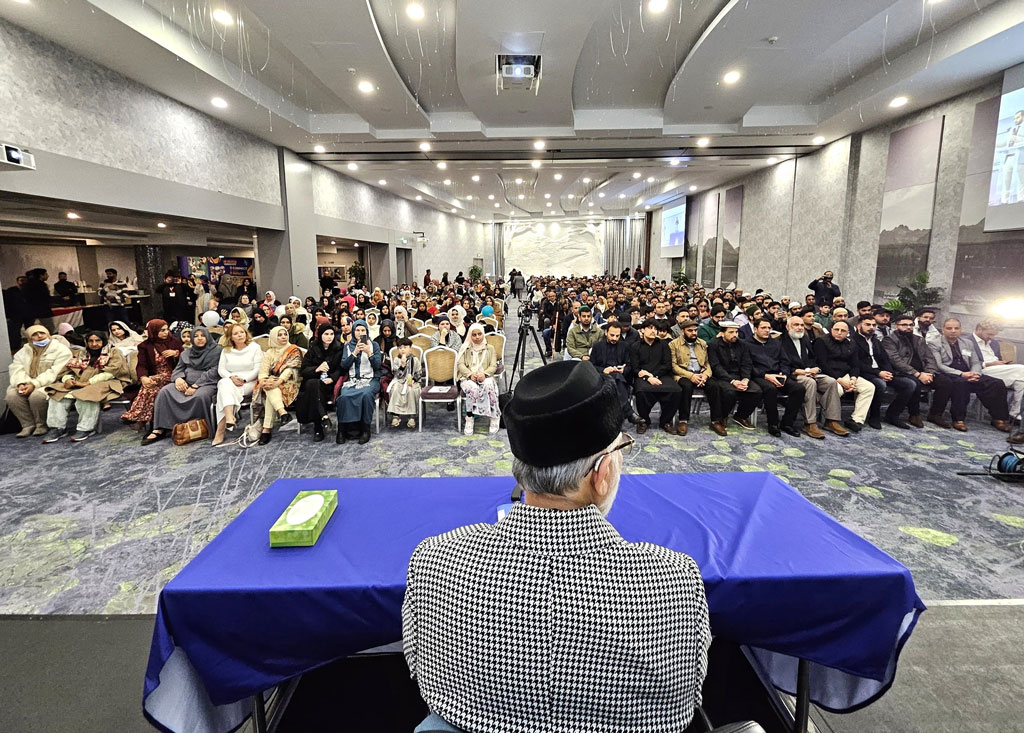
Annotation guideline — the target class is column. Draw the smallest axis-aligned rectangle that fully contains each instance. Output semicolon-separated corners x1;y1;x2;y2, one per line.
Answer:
134;245;163;323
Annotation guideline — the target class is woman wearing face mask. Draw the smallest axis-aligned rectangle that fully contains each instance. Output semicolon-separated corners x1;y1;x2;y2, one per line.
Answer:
295;323;343;441
457;323;501;435
212;323;264;445
144;326;224;445
121;320;182;428
335;320;382;445
6;325;73;438
254;325;303;445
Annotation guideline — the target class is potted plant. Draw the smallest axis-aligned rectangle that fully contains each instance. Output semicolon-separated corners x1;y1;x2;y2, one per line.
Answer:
347;261;367;288
468;264;483;283
883;271;944;315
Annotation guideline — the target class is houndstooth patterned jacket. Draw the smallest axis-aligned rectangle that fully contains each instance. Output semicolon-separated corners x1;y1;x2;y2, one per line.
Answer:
402;502;711;733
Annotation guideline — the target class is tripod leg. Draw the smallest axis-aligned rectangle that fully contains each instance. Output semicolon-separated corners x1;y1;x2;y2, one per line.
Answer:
529;327;549;366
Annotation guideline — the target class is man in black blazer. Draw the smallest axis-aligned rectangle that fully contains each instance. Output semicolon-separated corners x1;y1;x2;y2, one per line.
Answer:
853;315;918;429
780;316;839;439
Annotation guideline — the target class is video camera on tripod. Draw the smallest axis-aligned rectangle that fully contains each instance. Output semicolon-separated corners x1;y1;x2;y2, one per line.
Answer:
517;300;538;320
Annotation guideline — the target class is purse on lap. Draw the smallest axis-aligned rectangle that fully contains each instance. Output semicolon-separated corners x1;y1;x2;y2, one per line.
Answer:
172;418;210;445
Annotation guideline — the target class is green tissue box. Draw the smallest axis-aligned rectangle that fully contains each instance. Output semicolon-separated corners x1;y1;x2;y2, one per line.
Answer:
269;490;338;547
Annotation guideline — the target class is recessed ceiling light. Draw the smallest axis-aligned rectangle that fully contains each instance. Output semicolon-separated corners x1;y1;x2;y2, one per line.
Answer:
471;174;480;182
669;158;680;166
354;243;360;247
494;203;500;208
211;97;228;108
767;157;778;165
582;177;592;183
531;160;542;169
212;9;233;25
470;215;476;219
553;173;562;181
450;208;457;213
546;202;552;207
812;136;826;145
598;192;605;198
443;178;451;185
646;176;655;183
696;137;710;147
347;162;358;171
157;222;167;228
465;194;473;200
567;194;575;199
419;142;431;151
357;80;375;94
330;240;336;244
313;144;326;153
588;202;595;207
514;177;523;184
722;70;741;85
533;140;545;150
406;2;425;20
487;194;495;200
415;195;422;201
632;172;641;179
67;212;80;219
689;185;698;191
889;96;908;108
618;193;626;199
378;179;387;185
544;193;551;199
648;0;668;13
645;205;651;210
518;194;525;200
11;0;32;4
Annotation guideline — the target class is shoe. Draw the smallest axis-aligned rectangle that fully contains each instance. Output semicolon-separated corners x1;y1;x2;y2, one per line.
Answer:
16;426;33;438
625;411;639;425
710;421;728;437
258;431;272;445
991;419;1011;433
71;429;95;442
952;421;968;432
358;429;371;445
661;423;677;435
278;413;293;427
407;418;416;429
802;423;826;439
489;419;500;434
824;420;849;437
1009;433;1024;445
636;419;648;435
33;425;48;436
782;425;801;438
908;415;925;428
927;414;951;429
42;428;68;443
464;416;475;435
336;429;347;445
391;417;401;428
143;429;168;445
447;403;455;412
843;419;863;433
225;420;236;433
867;417;882;430
732;416;755;431
313;425;325;442
885;417;911;429
677;422;688;437
768;425;782;437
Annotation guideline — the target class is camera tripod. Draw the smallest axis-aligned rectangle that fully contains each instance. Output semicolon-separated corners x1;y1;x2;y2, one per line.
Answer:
508;305;548;389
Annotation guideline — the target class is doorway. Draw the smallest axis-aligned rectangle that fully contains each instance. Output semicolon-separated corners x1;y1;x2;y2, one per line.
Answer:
395;248;413;286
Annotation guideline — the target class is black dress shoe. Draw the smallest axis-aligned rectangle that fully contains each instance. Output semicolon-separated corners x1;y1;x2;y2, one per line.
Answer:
867;417;882;430
313;426;325;442
336;429;347;445
636;420;648;435
782;425;801;438
768;425;782;437
358;430;371;445
843;419;863;433
886;417;911;429
258;431;272;445
279;413;293;426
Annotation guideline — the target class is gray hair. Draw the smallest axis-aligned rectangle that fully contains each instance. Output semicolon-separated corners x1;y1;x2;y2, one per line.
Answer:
511;435;619;497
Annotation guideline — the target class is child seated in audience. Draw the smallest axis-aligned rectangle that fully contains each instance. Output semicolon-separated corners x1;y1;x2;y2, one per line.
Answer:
387;337;422;428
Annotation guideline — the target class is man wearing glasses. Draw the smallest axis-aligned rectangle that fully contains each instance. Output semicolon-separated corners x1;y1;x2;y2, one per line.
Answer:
402;360;710;733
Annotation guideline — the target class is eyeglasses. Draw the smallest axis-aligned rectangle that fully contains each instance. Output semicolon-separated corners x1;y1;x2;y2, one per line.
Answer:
588;433;635;474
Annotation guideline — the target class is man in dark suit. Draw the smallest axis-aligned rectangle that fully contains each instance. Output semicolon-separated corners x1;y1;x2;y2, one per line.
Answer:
779;316;838;439
882;313;954;428
745;318;804;438
853;315;917;429
706;321;761;436
629;319;681;435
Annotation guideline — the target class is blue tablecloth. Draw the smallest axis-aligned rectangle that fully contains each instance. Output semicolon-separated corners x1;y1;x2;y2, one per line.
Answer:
143;473;925;733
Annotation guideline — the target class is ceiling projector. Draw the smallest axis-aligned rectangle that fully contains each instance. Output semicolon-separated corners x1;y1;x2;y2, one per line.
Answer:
2;143;36;172
497;54;541;93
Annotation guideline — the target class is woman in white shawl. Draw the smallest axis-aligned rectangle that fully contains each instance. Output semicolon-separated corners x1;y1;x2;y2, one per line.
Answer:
107;320;144;356
456;323;500;435
447;305;467;338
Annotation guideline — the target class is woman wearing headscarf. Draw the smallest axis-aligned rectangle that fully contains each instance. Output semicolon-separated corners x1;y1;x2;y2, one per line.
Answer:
259;290;279;317
277;314;309;350
392;305;419;339
457;323;500;435
121;319;182;428
375;319;397;371
227;306;250;329
335;319;381;445
212;322;264;444
254;325;303;445
144;326;223;445
295;323;343;441
42;330;133;443
413;300;432;322
6;325;73;437
447;306;468;338
54;322;84;348
378;303;392;322
365;311;381;341
249;308;276;338
170;321;194;348
107;320;144;355
237;277;258;303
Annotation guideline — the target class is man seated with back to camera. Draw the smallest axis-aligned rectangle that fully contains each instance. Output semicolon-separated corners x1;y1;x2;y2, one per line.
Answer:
705;321;762;436
928;318;1010;433
882;313;953;428
402;360;710;733
669;319;711;437
629;319;682;435
852;314;917;429
746;318;805;438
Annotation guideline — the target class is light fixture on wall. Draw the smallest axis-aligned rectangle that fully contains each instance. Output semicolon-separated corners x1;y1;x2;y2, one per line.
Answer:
67;212;80;219
331;240;336;244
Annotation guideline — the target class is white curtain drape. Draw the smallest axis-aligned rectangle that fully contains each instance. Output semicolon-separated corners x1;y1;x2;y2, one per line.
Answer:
604;218;644;277
492;223;505;277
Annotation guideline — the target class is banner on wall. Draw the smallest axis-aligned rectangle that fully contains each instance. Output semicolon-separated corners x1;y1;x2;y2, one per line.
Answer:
685;200;699;282
720;186;743;289
699;193;720;288
873;116;944;302
178;256;254;281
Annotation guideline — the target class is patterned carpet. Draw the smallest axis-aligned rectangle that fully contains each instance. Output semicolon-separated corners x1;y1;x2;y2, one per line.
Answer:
2;315;1023;615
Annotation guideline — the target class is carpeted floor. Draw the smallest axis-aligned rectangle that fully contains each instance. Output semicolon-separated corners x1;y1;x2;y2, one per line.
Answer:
2;314;1023;615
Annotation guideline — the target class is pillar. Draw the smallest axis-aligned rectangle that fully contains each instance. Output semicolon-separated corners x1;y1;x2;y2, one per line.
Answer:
134;245;163;323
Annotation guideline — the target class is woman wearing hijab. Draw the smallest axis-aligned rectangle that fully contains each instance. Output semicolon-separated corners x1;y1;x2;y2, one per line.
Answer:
413;300;432;322
259;290;279;317
295;323;343;441
213;323;264;445
448;306;468;338
237;277;258;303
54;322;84;348
457;323;500;435
335;319;382;445
121;319;181;427
365;311;381;340
378;303;392;322
227;306;250;329
249;308;276;338
42;330;133;442
144;327;224;445
375;319;397;371
6;325;73;437
254;325;303;445
107;320;144;355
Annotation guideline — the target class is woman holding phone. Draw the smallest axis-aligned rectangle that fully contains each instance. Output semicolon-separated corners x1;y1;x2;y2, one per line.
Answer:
335;319;382;445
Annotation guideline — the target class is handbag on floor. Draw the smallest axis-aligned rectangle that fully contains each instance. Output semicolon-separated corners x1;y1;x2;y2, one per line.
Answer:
172;418;210;445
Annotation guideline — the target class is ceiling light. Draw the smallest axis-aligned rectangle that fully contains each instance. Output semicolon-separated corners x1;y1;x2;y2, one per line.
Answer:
518;194;525;200
11;0;32;4
157;222;167;228
406;2;425;20
722;70;741;85
812;136;826;145
450;208;457;213
632;172;641;179
689;185;698;191
669;158;680;166
487;194;495;200
588;202;594;207
66;212;80;220
582;177;591;183
533;140;545;150
313;144;326;154
443;178;451;185
436;161;447;169
419;142;431;151
330;240;336;244
211;97;228;109
354;243;360;247
470;215;476;219
544;193;551;199
531;160;542;169
598;192;605;198
514;177;523;184
357;80;375;94
618;193;626;199
212;9;233;25
696;137;710;147
378;179;387;185
645;206;651;210
767;157;778;165
471;174;480;182
546;202;552;207
567;194;575;199
646;176;655;183
347;162;358;171
648;0;668;13
415;195;422;200
465;194;473;200
553;173;562;181
889;96;908;108
494;203;500;208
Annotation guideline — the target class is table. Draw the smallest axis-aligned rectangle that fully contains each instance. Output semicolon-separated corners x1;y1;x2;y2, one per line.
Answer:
143;473;925;733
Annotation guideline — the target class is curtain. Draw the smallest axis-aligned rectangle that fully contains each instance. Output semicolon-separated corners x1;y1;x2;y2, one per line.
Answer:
492;223;505;277
604;218;644;277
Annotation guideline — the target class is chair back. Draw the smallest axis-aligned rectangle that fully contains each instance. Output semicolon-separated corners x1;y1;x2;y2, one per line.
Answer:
423;346;457;385
1003;341;1018;364
253;335;271;351
419;324;438;337
485;332;506;363
390;346;422;378
409;317;425;328
410;333;433;353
